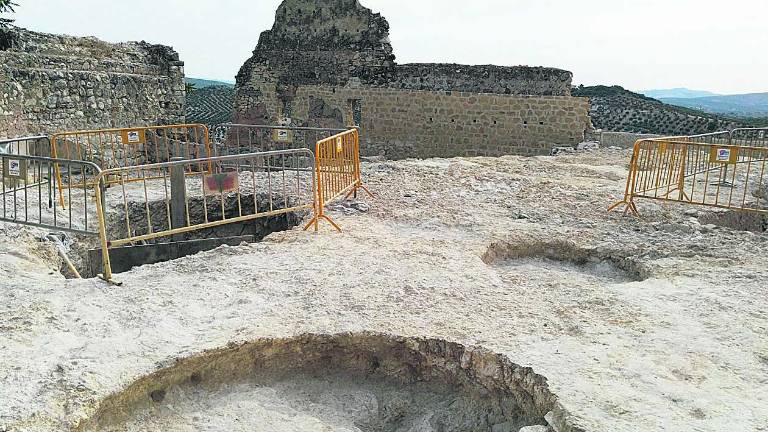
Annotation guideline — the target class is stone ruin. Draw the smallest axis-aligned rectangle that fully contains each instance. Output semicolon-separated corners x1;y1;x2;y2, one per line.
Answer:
0;27;185;137
234;0;592;159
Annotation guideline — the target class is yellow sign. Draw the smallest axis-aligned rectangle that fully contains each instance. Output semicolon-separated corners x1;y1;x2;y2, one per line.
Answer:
336;137;343;153
120;129;146;145
710;146;739;164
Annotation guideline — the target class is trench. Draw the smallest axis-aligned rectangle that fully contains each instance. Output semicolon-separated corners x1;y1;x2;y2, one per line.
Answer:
482;238;649;337
698;209;767;233
75;333;574;432
63;192;303;278
483;238;648;282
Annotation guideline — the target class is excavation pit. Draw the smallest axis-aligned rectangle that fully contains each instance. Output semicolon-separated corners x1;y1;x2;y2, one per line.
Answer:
76;333;567;432
698;209;767;233
483;239;647;283
79;192;303;278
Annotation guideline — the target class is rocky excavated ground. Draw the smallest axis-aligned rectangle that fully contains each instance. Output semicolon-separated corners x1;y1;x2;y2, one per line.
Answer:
1;148;767;432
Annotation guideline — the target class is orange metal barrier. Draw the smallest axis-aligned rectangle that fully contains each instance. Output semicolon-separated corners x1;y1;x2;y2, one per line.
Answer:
609;137;768;216
94;149;316;281
303;128;372;232
50;124;211;207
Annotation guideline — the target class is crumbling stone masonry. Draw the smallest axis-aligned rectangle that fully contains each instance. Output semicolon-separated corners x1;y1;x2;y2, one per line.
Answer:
235;0;591;158
0;27;185;138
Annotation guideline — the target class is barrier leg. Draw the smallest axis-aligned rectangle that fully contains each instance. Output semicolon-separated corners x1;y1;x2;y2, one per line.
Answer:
303;213;341;233
95;181;119;284
344;183;374;200
608;198;641;217
319;214;342;233
303;216;319;232
607;199;628;213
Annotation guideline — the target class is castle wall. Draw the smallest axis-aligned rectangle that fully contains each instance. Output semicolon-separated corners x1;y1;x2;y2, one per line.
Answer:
238;72;589;158
390;64;573;97
234;0;591;159
0;28;185;138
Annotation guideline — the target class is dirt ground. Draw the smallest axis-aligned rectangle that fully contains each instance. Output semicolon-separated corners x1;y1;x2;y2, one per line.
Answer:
1;147;767;431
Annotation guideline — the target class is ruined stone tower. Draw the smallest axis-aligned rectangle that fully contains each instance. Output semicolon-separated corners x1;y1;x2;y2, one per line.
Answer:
235;0;591;158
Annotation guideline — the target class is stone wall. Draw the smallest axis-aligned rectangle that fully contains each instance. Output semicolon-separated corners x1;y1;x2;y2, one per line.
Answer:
234;0;590;158
0;27;185;138
241;78;589;158
390;64;573;96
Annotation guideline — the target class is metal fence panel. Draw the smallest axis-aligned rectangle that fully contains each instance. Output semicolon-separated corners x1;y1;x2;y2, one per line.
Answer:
610;137;768;216
94;149;316;281
304;129;372;232
1;138;102;235
50;124;212;207
213;124;348;157
0;135;51;157
731;128;768;148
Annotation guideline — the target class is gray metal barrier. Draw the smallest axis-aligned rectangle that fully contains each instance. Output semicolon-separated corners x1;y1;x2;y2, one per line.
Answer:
0;135;51;157
1;137;102;235
687;131;733;145
731;128;768;147
212;124;348;156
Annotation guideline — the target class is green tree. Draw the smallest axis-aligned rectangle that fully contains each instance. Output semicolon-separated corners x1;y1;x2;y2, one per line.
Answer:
0;0;17;28
185;82;197;94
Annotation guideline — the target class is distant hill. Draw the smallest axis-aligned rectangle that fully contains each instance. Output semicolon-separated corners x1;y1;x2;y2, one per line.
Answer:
660;93;768;117
642;88;720;99
185;77;235;89
186;86;234;127
573;85;750;135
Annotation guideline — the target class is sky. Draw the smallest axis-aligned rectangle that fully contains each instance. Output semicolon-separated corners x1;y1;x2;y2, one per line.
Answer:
10;0;768;95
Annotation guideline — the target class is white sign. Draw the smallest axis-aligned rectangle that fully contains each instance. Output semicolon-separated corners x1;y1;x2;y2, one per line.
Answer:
716;148;731;162
8;159;21;177
127;131;141;143
273;129;293;143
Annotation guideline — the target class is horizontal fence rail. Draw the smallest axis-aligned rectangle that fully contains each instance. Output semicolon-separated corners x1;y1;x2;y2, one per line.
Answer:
731;128;768;148
213;124;348;157
686;131;733;145
52;124;212;170
1;140;102;234
610;136;768;216
304;128;372;232
94;149;316;281
51;124;212;207
0;135;51;157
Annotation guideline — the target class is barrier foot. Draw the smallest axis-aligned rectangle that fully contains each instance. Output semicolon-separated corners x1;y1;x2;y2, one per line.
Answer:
303;216;319;232
344;183;374;200
320;215;343;233
303;214;342;233
358;184;374;198
98;274;123;286
608;200;640;217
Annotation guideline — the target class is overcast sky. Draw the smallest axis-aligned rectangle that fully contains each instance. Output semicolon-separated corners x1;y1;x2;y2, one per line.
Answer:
11;0;768;94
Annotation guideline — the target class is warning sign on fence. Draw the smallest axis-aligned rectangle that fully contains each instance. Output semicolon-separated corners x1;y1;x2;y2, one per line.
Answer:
203;172;239;195
3;157;26;180
120;129;146;145
710;146;738;164
273;129;294;143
